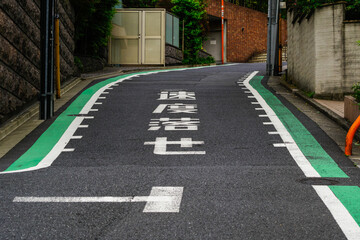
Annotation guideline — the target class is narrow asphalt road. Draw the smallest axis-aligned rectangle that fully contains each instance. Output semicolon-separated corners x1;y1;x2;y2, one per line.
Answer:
0;63;359;239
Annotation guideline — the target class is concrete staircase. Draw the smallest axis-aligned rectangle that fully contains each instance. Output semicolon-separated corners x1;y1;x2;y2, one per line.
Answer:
248;46;288;63
248;52;267;63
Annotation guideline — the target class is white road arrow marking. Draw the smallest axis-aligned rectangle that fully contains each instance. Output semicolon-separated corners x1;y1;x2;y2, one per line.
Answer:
13;187;184;213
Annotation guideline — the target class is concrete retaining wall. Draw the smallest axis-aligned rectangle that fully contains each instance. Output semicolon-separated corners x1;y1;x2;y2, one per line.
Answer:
165;44;183;65
0;0;76;125
287;3;360;99
344;21;360;91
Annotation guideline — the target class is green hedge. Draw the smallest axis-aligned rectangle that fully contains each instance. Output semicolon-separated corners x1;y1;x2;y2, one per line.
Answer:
289;0;360;20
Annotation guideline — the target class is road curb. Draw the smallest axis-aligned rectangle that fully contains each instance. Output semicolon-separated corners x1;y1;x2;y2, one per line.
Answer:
0;77;81;142
279;80;360;142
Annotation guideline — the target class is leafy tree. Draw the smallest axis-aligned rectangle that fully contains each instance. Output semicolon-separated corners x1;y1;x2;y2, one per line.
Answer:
122;0;158;7
71;0;119;57
227;0;268;13
171;0;209;64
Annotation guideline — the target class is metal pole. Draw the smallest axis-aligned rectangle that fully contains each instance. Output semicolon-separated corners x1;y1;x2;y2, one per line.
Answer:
266;0;280;76
221;0;224;64
278;13;282;73
266;0;272;76
55;16;61;99
40;0;55;120
182;20;185;59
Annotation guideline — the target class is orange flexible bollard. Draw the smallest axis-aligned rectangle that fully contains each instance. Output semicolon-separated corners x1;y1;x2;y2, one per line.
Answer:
345;115;360;156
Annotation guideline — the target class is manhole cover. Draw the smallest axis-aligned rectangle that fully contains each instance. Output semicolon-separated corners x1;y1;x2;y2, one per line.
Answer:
298;178;339;185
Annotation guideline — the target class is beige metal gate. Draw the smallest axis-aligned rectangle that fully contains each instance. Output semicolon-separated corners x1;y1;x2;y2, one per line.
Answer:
109;9;165;65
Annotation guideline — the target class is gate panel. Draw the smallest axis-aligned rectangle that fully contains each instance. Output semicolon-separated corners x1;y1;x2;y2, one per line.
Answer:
110;11;141;64
143;11;164;64
110;9;165;65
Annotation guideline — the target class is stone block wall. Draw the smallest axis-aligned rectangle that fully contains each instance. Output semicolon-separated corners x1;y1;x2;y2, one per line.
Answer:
165;44;183;65
287;3;360;99
0;0;76;125
206;0;287;62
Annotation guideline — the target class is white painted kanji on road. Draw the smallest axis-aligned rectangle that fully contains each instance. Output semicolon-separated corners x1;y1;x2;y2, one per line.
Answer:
158;91;196;100
153;103;198;114
148;118;200;131
144;137;205;155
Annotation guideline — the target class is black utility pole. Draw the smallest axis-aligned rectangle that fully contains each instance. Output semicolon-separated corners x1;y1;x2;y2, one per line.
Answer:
40;0;55;120
266;0;280;76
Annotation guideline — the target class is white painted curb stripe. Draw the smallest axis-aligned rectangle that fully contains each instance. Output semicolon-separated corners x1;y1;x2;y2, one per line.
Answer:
313;186;360;239
243;71;320;178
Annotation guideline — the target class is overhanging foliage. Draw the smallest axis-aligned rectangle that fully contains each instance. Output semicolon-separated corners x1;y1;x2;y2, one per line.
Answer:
171;0;214;64
288;0;360;20
71;0;119;57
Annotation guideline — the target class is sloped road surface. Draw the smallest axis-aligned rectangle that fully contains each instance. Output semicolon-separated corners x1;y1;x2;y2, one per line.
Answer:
1;64;360;239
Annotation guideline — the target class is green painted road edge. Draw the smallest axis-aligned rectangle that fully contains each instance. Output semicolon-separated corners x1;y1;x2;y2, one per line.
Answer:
251;76;360;227
330;186;360;226
3;65;219;172
250;76;348;178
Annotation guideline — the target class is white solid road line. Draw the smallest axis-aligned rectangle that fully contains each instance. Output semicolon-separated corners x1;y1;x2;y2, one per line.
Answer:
14;187;184;213
313;186;360;240
243;71;320;178
244;71;360;239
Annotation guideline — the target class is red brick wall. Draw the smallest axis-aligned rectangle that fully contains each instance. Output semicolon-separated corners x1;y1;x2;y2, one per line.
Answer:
206;0;287;62
280;17;288;47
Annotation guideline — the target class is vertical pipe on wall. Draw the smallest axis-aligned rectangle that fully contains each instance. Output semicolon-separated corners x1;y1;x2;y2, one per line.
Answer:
221;0;224;64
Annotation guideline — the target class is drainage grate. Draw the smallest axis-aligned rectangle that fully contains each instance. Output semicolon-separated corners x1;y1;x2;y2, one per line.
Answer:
298;178;340;186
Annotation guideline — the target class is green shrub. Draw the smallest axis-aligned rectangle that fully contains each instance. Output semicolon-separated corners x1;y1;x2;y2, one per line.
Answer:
171;0;208;64
351;83;360;102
